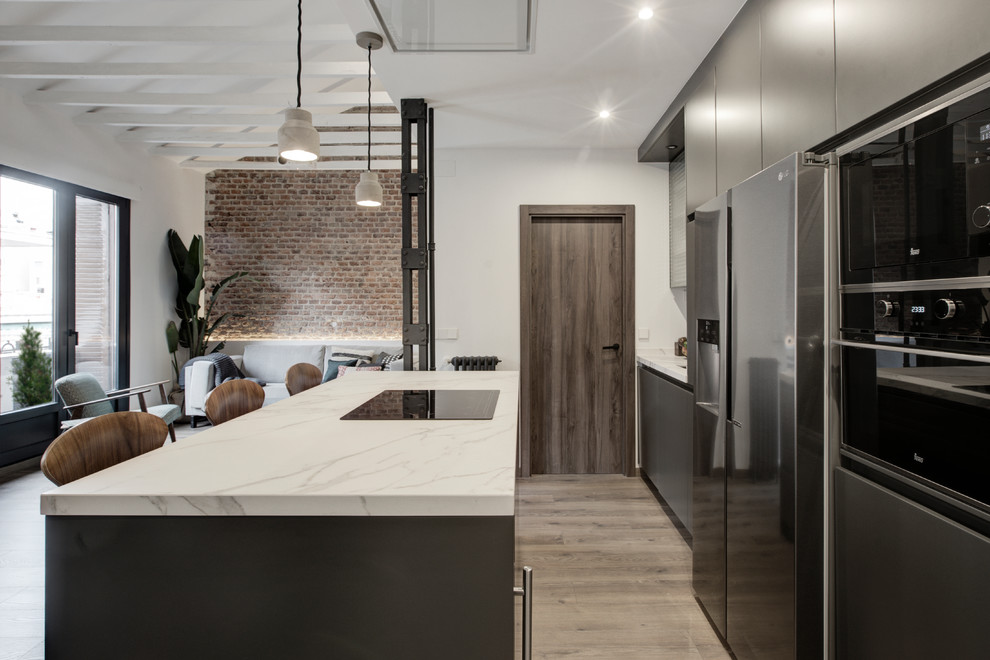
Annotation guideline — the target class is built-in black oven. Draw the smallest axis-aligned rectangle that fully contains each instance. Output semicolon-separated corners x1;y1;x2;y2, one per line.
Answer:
839;329;990;512
839;84;990;524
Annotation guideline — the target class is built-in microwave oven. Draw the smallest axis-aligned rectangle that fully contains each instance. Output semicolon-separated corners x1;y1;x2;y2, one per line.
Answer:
841;91;990;282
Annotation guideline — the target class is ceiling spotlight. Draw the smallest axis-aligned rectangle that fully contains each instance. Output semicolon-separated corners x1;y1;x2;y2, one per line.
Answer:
599;110;611;119
638;7;654;20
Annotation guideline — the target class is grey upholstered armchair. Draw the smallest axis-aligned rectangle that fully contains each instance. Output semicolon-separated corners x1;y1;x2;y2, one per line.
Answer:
54;372;180;443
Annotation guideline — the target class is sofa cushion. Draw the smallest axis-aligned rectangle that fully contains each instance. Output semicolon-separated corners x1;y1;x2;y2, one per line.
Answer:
373;351;403;368
322;358;358;383
241;343;325;383
262;383;290;406
328;346;375;365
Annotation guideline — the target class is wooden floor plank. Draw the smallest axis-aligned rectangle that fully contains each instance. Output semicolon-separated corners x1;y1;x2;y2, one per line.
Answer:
1;431;730;659
515;475;730;660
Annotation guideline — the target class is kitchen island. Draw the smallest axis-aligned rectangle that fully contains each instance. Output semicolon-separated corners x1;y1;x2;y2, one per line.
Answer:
42;371;519;660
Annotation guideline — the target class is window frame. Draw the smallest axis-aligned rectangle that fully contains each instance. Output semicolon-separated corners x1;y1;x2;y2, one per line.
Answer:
0;165;130;466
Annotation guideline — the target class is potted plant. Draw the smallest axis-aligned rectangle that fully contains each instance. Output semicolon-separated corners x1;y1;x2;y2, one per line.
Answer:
165;229;250;405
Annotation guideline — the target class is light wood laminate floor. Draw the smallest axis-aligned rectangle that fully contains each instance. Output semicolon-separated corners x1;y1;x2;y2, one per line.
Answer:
515;475;731;659
0;425;729;659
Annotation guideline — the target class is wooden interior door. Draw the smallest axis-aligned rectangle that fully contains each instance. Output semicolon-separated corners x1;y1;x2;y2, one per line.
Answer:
520;205;635;476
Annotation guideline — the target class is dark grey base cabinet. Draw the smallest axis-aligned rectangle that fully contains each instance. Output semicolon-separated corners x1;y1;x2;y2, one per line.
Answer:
638;365;693;532
835;468;990;660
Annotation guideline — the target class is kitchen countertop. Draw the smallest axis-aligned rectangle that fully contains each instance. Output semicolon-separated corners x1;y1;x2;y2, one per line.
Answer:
636;348;689;386
41;371;519;518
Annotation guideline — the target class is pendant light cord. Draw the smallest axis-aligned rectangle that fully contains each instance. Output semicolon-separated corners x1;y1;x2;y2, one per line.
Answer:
366;43;372;171
295;0;303;109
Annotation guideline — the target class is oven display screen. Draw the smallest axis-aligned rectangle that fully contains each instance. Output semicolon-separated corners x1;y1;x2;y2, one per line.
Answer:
911;305;925;314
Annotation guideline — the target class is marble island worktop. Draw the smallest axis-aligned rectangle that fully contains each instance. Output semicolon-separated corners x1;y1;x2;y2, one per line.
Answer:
41;370;520;518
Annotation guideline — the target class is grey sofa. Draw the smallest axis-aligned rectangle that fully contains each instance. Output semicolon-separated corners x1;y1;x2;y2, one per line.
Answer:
183;340;403;423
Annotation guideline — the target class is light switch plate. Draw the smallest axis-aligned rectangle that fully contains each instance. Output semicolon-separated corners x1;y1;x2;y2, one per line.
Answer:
437;328;459;340
637;328;650;340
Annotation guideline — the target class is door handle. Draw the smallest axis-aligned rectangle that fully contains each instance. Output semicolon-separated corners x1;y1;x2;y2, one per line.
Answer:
602;343;620;351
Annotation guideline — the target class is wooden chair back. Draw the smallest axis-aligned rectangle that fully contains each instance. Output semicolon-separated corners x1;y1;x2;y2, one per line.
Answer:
285;363;323;396
204;379;265;426
40;411;168;486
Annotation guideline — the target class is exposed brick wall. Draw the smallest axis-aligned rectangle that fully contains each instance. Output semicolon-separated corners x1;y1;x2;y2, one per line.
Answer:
203;169;404;340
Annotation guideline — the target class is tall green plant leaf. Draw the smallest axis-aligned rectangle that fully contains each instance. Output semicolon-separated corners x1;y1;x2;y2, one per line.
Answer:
167;229;250;360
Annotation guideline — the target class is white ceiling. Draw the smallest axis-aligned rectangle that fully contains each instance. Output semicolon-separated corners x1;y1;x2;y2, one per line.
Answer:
0;0;746;171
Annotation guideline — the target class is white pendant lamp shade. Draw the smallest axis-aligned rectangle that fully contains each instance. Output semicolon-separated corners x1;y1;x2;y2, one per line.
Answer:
356;31;384;207
356;170;383;207
278;108;320;162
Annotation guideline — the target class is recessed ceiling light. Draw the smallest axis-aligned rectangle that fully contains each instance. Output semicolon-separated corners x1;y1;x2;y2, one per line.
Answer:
599;110;611;119
638;7;654;20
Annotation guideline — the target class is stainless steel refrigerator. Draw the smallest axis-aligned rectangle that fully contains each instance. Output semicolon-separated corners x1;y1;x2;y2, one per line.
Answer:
690;152;827;659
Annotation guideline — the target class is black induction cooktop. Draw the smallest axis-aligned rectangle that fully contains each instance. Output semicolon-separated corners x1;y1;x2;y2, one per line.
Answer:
341;389;500;420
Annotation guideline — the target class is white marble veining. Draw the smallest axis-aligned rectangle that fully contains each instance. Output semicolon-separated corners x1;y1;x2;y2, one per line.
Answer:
636;349;689;385
41;371;519;517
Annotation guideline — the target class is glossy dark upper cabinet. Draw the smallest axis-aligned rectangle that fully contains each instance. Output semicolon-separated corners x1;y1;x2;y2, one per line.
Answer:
713;3;762;195
835;0;990;133
685;66;717;215
761;0;836;166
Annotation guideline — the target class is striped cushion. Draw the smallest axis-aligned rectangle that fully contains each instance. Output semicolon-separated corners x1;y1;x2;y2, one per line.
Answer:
329;347;374;366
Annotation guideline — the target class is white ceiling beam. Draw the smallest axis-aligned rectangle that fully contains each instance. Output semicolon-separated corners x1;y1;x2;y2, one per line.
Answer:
149;145;408;158
179;159;404;171
25;90;392;108
0;61;368;79
0;25;354;44
75;112;401;128
118;130;401;144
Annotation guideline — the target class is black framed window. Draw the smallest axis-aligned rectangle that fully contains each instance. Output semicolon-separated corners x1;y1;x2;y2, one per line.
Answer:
0;165;130;466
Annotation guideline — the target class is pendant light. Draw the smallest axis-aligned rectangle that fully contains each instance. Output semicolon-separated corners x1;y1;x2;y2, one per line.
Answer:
355;31;384;207
277;0;320;162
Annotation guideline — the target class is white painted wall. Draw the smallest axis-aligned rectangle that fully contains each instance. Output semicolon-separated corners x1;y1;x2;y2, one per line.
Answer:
0;88;204;390
0;93;680;387
433;148;684;370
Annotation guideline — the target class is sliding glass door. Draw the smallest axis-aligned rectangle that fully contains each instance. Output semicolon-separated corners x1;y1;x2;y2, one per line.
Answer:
0;175;56;415
73;195;121;389
0;166;129;466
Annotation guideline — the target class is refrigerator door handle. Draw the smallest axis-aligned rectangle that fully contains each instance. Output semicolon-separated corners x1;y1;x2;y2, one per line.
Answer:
696;402;720;416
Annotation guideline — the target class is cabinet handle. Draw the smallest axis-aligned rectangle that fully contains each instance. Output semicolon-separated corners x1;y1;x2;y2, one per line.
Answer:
602;343;620;351
513;566;533;660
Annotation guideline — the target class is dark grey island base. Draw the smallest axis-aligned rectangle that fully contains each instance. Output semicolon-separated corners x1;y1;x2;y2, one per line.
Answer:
46;514;514;660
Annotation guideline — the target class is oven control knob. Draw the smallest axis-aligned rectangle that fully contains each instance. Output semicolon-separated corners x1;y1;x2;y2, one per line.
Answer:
875;300;899;318
934;298;963;320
